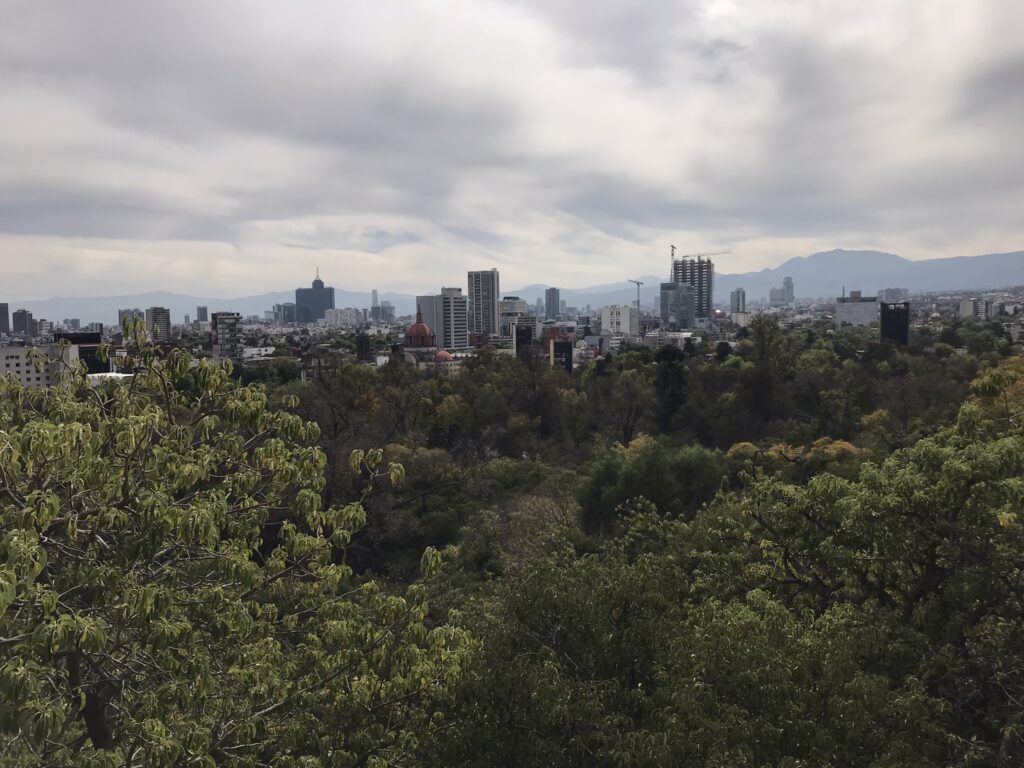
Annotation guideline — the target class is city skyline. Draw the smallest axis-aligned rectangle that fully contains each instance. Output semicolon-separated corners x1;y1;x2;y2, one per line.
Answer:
2;2;1023;297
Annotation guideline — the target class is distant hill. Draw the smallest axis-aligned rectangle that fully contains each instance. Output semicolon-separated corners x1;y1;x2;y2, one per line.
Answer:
509;249;1024;307
8;249;1022;324
715;249;1024;302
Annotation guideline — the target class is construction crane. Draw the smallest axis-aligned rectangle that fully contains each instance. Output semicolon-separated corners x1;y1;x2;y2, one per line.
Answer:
627;278;644;314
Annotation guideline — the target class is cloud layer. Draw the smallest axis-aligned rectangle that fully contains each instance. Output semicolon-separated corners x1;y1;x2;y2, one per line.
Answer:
1;0;1022;297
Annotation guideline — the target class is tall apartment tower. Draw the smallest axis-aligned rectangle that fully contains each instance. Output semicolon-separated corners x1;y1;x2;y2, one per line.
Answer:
730;288;746;314
415;288;468;349
783;277;794;304
468;268;500;337
196;305;209;323
0;303;8;334
145;307;171;342
545;287;561;321
671;256;714;320
212;311;244;367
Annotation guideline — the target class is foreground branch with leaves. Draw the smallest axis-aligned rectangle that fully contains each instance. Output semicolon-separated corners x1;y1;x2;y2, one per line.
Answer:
0;344;467;767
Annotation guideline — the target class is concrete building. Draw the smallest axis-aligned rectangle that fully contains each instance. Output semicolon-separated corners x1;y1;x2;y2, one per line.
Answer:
729;288;746;314
468;268;501;337
878;288;909;303
416;287;469;349
2;344;79;388
835;292;879;327
499;296;530;336
545;287;561;321
325;307;364;328
959;298;994;321
295;271;336;324
145;307;171;341
0;303;8;334
601;305;640;337
660;282;695;330
211;312;243;367
670;256;714;320
196;305;209;323
783;277;794;304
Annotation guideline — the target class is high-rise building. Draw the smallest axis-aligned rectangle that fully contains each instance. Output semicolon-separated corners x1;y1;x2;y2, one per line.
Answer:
880;302;910;346
660;282;695;330
145;307;171;341
196;306;209;323
295;271;335;324
379;301;395;323
211;312;243;367
416;288;469;350
12;309;33;335
370;290;380;322
545;287;560;321
0;303;8;334
729;288;746;314
468;268;500;337
670;256;714;320
783;277;794;304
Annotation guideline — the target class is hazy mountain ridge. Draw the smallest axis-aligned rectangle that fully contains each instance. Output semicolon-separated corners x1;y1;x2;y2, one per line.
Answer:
9;249;1022;324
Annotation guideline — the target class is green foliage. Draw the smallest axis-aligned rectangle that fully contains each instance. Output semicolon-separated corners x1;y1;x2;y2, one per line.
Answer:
0;347;468;766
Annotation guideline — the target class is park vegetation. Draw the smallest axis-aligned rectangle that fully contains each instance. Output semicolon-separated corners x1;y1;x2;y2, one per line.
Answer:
2;314;1023;766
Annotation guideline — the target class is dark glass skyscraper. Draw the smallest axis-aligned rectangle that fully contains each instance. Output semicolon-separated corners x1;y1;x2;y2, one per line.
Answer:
880;301;910;345
295;272;335;324
0;303;8;334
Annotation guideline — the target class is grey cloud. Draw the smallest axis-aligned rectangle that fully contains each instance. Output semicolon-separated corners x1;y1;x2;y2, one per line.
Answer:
0;1;1022;296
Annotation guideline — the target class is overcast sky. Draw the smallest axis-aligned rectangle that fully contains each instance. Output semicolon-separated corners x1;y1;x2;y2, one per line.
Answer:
2;1;1022;298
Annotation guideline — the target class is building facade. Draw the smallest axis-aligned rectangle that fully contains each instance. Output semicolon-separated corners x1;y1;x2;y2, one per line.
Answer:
211;312;243;367
729;288;746;314
670;256;714;320
2;344;79;388
295;272;336;324
660;282;695;330
145;307;171;341
468;268;501;337
416;288;469;350
880;301;910;345
0;303;8;334
12;309;33;335
601;305;640;337
835;294;879;327
545;287;561;321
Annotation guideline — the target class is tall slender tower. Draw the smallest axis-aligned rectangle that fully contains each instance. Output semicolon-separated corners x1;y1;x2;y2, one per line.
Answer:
467;268;500;336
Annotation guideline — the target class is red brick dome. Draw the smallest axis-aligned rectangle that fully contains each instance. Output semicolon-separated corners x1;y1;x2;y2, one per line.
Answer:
405;306;436;348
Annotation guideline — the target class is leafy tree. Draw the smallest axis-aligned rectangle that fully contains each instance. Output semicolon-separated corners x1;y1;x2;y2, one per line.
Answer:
0;343;467;767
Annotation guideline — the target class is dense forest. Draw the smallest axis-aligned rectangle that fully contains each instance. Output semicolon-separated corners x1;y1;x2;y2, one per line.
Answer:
2;315;1023;766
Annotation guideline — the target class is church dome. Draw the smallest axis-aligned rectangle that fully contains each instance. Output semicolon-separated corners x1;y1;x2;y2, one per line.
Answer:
405;306;436;348
434;350;454;362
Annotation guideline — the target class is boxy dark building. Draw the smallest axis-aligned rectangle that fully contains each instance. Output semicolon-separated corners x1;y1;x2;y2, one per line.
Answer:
54;332;106;373
880;301;910;345
295;272;335;324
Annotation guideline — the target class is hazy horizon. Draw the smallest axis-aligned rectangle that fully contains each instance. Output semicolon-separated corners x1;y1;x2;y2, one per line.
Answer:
2;2;1023;296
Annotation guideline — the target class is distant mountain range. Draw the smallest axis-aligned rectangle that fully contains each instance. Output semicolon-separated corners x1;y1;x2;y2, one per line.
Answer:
508;249;1024;308
8;249;1023;325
